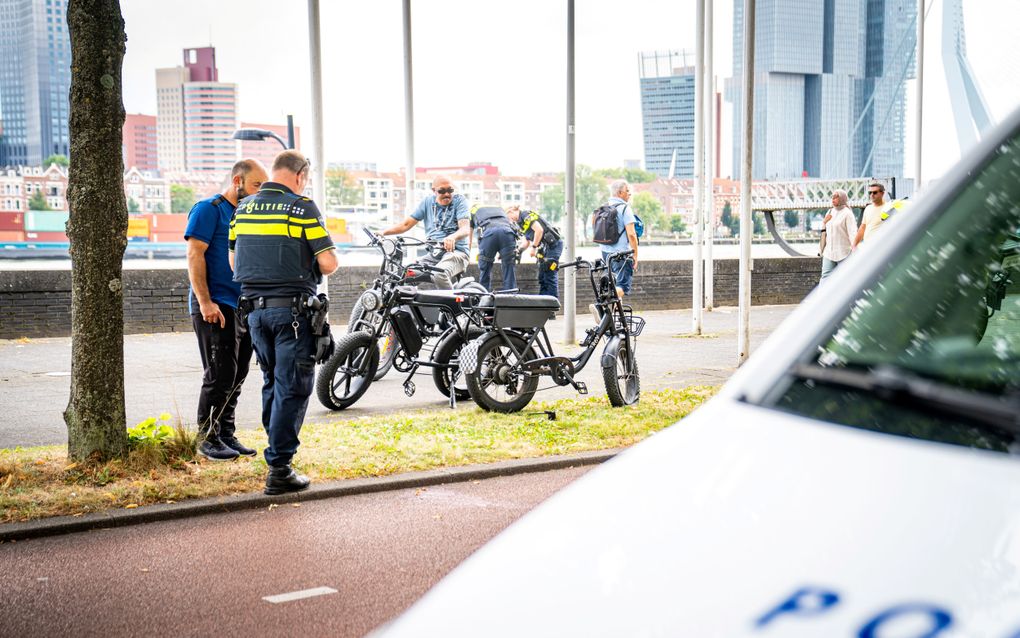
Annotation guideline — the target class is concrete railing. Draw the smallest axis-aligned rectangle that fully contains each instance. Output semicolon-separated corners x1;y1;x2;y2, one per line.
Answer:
0;257;821;339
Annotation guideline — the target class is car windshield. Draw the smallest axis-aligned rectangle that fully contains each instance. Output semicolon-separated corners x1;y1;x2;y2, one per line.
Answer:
772;130;1020;453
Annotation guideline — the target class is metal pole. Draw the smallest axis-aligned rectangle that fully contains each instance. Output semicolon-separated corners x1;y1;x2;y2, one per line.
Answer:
704;0;715;312
564;0;576;344
692;0;704;334
307;0;326;298
738;0;756;364
307;0;324;206
914;0;924;190
402;0;416;222
286;114;295;149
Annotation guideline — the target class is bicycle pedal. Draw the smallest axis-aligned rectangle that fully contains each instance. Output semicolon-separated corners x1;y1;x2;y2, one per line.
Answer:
403;380;416;397
575;382;588;395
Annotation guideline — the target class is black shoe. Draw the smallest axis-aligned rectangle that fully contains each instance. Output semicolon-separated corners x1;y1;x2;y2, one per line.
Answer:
220;435;257;457
264;465;311;496
197;436;240;461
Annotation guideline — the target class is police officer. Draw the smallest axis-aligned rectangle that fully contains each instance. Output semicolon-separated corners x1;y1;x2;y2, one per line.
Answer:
470;203;518;291
229;150;338;495
507;206;564;298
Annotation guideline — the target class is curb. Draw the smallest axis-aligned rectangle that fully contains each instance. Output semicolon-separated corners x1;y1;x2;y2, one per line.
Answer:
0;448;621;543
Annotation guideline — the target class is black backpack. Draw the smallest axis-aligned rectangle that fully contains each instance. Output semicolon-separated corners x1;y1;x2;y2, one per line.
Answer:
592;202;623;245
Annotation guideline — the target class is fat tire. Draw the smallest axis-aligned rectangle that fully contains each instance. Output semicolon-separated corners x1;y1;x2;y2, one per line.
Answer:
316;331;379;410
603;339;640;407
465;332;539;413
431;327;484;400
347;300;396;381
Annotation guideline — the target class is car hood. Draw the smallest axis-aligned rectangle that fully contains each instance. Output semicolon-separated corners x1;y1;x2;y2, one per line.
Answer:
375;399;1020;637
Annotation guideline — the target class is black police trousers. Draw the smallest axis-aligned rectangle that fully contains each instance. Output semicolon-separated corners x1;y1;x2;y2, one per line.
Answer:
192;304;253;439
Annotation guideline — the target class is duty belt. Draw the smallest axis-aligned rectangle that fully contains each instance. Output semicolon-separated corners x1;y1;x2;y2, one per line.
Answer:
240;295;304;312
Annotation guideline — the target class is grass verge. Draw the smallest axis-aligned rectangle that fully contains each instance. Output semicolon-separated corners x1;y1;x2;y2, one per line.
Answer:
0;386;716;524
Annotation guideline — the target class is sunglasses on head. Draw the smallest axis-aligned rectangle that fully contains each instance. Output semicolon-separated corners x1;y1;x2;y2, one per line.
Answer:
435;187;454;195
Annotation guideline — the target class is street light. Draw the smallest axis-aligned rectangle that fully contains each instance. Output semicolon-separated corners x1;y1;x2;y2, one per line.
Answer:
232;127;289;150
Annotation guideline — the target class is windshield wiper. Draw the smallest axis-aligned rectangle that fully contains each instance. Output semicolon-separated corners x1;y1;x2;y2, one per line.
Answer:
790;362;1020;437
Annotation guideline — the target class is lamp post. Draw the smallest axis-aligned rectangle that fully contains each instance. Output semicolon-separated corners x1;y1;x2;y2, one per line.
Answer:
232;127;290;150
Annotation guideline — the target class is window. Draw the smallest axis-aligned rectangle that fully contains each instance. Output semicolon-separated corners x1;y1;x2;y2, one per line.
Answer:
769;131;1020;454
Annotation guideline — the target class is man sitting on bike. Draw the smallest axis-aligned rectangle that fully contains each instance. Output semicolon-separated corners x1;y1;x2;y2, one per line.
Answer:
382;175;471;289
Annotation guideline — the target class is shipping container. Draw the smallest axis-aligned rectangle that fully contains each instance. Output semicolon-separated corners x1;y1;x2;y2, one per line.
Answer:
24;231;69;242
0;231;25;242
150;231;185;243
0;212;24;231
127;215;151;237
25;211;69;232
325;217;347;234
149;213;189;233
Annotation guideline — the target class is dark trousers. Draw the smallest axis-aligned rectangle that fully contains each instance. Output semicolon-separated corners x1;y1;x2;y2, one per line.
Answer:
537;239;563;298
248;307;316;468
478;227;518;291
192;304;252;439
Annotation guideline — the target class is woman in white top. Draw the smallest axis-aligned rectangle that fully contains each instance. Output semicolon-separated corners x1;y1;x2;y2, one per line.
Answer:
820;189;858;281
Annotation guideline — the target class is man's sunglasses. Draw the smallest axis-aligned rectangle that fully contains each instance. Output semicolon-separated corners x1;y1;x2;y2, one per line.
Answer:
435;187;455;195
868;190;882;195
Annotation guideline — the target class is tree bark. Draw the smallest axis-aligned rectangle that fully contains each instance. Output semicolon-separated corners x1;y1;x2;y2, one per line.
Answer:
64;0;129;462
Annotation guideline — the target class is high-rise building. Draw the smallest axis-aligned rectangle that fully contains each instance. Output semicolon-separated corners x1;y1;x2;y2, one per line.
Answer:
155;47;238;174
239;121;301;171
639;51;696;178
729;0;915;180
123;113;158;172
0;0;71;168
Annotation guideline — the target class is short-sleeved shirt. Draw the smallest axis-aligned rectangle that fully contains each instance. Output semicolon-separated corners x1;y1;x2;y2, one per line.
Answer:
862;201;892;242
517;210;560;247
601;196;637;254
229;182;335;298
184;194;240;313
411;193;469;255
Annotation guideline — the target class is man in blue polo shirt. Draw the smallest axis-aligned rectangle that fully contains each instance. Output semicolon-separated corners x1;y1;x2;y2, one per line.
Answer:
382;174;471;288
185;158;268;461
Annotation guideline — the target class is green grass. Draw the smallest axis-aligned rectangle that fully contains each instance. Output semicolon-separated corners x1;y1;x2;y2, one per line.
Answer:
0;387;717;524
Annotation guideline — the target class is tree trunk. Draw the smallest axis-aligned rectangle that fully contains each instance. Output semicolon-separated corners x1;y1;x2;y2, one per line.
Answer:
63;0;129;462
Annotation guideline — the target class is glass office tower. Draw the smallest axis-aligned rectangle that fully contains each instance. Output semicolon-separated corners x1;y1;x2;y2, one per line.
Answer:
639;50;697;178
729;0;915;180
0;0;71;167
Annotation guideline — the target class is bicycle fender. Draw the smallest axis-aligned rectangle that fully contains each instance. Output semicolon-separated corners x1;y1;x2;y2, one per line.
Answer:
601;334;623;368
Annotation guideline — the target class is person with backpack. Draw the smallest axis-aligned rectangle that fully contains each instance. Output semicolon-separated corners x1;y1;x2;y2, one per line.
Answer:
592;179;639;298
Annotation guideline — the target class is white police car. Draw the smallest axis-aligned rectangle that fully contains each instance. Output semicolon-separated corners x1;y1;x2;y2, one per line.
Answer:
374;106;1020;638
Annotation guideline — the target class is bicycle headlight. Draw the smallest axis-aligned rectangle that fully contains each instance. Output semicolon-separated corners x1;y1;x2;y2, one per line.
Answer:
359;289;382;312
382;239;397;256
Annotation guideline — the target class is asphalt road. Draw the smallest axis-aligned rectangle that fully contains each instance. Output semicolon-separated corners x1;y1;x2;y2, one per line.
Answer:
0;305;794;448
0;465;592;638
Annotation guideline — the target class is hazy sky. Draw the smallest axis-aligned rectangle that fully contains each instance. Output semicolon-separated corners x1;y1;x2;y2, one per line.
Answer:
120;0;1020;183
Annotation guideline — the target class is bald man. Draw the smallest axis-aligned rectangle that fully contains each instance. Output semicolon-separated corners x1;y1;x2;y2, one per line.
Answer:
382;175;471;288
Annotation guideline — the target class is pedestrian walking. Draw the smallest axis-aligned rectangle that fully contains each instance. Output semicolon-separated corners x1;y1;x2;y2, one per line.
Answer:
593;180;639;298
820;189;858;281
230;150;338;495
853;182;891;248
185;158;268;461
